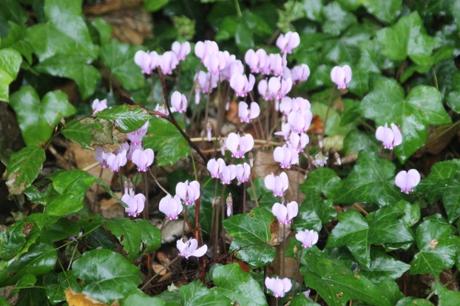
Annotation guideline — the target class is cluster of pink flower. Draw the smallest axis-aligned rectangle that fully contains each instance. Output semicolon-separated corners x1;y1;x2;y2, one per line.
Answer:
134;41;190;75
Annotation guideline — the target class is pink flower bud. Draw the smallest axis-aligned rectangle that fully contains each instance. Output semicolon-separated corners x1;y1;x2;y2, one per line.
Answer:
121;187;145;217
295;229;319;248
225;133;254;158
175;180;200;206
159;194;183;220
276;31;300;54
171;41;191;61
273;145;299;169
272;201;298;225
91;98;107;115
131;148;154;172
330;65;352;90
375;123;402;150
235;163;251;184
170;91;188;113
238;101;260;123
176;237;207;259
265;276;292;298
395;169;420;194
264;172;289;197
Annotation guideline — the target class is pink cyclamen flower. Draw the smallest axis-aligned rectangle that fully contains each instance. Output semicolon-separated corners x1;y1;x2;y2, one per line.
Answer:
291;64;310;83
288;110;313;134
91;98;107;114
176;238;208;259
295;229;319;248
238;101;260;123
267;53;284;76
287;132;309;152
171;91;188;113
194;40;219;60
134;50;158;75
272;201;298;225
131;148;154;172
158;51;179;75
122;187;145;217
127;121;149;146
176;180;200;206
276;31;300;54
235;163;251;184
225;133;254;158
230;73;255;97
171;41;191;61
265;276;292;298
105;145;128;172
395;169;420;194
375;123;402;150
159;194;183;220
219;164;236;185
330;65;352;90
274;145;299;169
207;158;226;179
245;49;268;74
95;147;109;168
264;172;289;197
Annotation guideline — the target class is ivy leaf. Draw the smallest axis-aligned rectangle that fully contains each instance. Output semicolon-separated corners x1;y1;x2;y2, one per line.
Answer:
105;218;161;260
223;207;275;268
322;3;357;36
100;40;145;91
45;170;97;217
71;249;141;303
143;117;190;166
362;0;402;23
0;48;22;102
410;215;457;275
418;159;460;223
97;105;151;132
10;86;76;146
300;248;395;306
376;12;437;67
121;290;165;306
211;263;267;306
327;210;370;266
330;151;402;206
35;55;101;99
360;78;450;162
363;250;410;281
5;146;45;195
61;118;108;149
435;282;460;306
446;72;460;113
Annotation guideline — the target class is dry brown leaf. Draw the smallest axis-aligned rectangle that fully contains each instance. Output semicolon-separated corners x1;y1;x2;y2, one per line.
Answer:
65;289;112;306
99;196;124;219
225;99;239;124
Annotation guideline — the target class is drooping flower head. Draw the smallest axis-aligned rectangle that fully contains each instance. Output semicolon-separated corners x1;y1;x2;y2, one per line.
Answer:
131;148;154;172
91;98;107;115
295;229;319;249
176;238;208;259
159;194;183;220
264;172;289;197
207;158;226;179
290;64;310;83
330;65;352;90
219;164;236;185
134;50;158;75
105;144;128;172
375;123;402;150
273;145;299;169
225;133;254;158
238;101;260;123
395;169;420;194
175;180;200;206
235;163;251;184
121;187;145;217
170;91;188;113
276;31;300;55
265;276;292;298
171;41;191;61
230;73;255;97
127;121;149;146
272;201;298;225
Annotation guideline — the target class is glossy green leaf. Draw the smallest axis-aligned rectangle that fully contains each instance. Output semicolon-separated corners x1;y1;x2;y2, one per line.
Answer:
44;272;80;304
105;218;161;260
364;251;410;281
121;290;165;306
158;281;231;306
300;248;394;306
223;207;275;268
322;3;357;36
97;104;151;132
10;86;76;146
327;210;370;266
0;48;22;102
410;215;456;275
100;40;145;91
418;159;460;223
211;263;267;306
144;0;169;12
435;282;460;306
396;297;434;306
35;55;101;99
362;0;402;23
330;151;402;206
143;117;190;166
61;118;108;148
290;293;321;306
360;78;450;162
5;146;45;195
376;12;437;67
72;248;141;303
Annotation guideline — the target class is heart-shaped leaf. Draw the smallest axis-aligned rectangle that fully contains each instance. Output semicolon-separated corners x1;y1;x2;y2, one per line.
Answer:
0;48;22;102
97;105;151;132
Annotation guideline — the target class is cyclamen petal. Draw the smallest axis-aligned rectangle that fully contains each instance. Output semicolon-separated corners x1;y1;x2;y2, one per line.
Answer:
276;31;300;54
291;64;310;83
375;123;402;150
175;180;200;206
395;169;420;194
238;101;260;123
265;276;292;298
219;164;236;185
122;188;145;217
91;98;107;114
176;238;207;259
207;158;226;179
159;194;183;220
134;50;157;74
264;172;289;197
272;201;298;224
330;65;352;89
295;229;319;248
131;148;154;172
274;145;299;169
225;133;254;158
127;121;149;145
235;163;251;184
171;41;191;61
171;91;188;113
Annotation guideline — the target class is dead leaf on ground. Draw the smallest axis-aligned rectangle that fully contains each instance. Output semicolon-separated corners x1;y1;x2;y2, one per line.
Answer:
65;289;113;306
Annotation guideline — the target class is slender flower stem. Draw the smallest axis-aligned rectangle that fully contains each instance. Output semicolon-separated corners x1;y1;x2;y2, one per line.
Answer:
148;169;169;195
194;199;202;244
143;172;149;219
